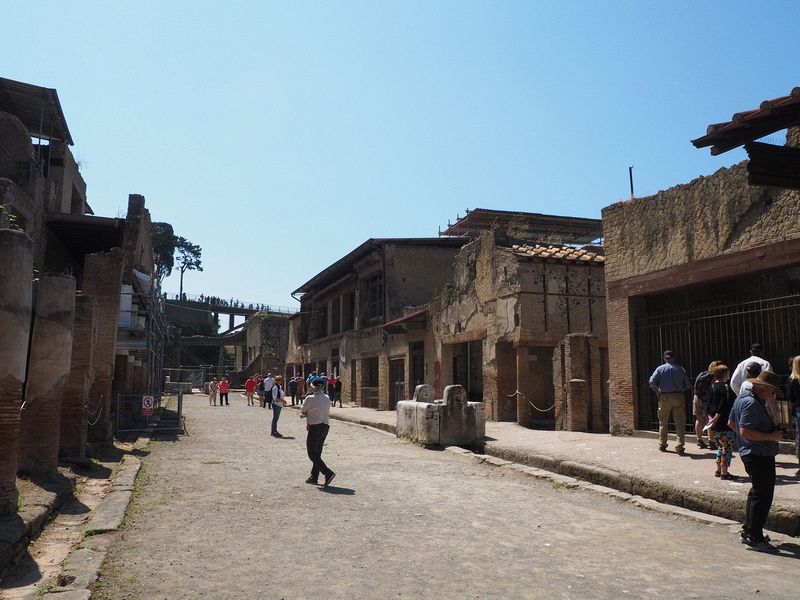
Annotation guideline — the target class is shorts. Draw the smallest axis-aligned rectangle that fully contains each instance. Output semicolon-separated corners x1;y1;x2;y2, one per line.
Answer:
692;395;708;419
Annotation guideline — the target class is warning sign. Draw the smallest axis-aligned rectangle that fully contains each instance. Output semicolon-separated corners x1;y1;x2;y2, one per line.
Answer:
142;395;154;416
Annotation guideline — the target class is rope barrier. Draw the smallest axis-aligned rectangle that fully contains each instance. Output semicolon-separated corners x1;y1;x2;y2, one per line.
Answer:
505;390;556;413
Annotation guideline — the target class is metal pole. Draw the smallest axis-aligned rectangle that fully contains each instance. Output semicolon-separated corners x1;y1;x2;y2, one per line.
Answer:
629;166;634;198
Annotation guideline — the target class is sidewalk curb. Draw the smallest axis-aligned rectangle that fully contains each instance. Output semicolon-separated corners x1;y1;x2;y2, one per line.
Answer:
326;410;799;538
481;442;800;537
41;451;146;597
0;474;76;577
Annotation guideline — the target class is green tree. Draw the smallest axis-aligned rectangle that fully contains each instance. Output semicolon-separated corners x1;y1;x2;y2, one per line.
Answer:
176;236;203;298
151;222;177;282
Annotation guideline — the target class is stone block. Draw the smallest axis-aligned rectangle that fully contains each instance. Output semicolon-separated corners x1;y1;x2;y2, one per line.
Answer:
396;385;485;446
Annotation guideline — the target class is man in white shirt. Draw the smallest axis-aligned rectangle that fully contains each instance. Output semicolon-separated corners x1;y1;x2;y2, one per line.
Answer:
300;377;336;487
730;343;780;423
263;373;275;410
730;344;771;396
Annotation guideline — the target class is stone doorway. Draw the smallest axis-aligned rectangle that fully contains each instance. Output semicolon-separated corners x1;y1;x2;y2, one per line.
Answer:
452;340;483;403
389;358;405;409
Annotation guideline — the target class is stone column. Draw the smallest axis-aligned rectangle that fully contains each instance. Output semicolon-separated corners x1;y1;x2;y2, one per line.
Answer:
18;274;76;476
83;248;123;442
60;293;96;460
515;346;533;427
0;229;33;514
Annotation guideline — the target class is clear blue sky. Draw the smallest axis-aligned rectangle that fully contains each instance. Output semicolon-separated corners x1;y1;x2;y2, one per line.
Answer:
4;1;798;308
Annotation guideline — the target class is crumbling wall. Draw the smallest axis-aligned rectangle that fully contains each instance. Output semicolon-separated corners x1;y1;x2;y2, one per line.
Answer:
60;293;96;459
385;244;461;320
602;162;800;283
18;274;76;475
0;229;33;514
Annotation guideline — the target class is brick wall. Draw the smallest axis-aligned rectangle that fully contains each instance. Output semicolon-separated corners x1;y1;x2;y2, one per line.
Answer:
0;229;33;514
82;248;124;440
18;275;76;475
60;293;96;458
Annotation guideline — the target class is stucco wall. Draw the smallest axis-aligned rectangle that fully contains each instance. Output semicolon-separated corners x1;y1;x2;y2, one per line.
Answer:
602;162;800;283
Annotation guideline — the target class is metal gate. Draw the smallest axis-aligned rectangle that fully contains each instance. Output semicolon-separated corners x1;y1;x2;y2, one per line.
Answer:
116;387;184;434
636;288;800;433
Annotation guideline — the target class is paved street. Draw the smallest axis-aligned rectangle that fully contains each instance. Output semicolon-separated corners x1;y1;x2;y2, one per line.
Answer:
93;394;800;599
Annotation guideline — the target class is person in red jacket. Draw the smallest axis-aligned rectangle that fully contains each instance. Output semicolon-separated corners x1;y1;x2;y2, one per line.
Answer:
245;376;257;406
219;377;230;406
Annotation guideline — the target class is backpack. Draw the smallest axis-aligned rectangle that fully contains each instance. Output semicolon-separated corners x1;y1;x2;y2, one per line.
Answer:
694;371;714;399
257;379;265;391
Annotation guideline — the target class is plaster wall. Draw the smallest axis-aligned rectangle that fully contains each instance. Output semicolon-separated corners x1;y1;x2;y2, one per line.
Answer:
602;162;800;284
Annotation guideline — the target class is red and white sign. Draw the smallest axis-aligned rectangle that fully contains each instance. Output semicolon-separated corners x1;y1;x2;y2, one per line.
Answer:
142;395;154;416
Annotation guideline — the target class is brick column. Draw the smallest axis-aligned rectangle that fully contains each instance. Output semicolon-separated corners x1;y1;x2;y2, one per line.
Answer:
83;248;123;442
18;274;76;475
60;293;96;460
606;296;642;435
515;346;532;427
377;354;389;410
0;229;33;514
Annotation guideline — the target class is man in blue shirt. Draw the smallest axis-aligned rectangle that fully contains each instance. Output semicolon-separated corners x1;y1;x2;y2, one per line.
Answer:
729;370;784;554
649;350;692;455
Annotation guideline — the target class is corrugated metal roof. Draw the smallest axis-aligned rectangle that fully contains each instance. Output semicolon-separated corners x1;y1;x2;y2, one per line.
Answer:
692;87;800;155
504;243;605;264
0;76;73;145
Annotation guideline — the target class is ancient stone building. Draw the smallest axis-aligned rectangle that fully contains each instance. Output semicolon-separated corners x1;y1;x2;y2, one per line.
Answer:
603;89;800;435
0;77;163;519
285;238;467;408
429;216;607;429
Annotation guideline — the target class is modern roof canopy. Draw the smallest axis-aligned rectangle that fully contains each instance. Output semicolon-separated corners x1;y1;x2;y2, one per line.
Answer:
439;208;602;245
0;76;74;145
691;86;800;156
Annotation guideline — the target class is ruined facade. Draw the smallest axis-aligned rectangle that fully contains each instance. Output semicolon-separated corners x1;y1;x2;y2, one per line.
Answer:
603;147;800;435
285;238;466;408
0;77;162;520
429;230;607;428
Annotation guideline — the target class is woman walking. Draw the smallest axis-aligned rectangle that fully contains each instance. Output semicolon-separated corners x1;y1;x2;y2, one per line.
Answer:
271;376;286;437
788;355;800;475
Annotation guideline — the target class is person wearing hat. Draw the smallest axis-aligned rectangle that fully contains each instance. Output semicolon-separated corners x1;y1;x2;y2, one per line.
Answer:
729;370;785;554
649;350;692;455
299;376;336;487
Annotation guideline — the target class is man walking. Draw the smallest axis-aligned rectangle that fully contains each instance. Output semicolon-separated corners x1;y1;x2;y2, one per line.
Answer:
729;370;784;553
649;350;692;455
245;375;257;406
300;376;336;487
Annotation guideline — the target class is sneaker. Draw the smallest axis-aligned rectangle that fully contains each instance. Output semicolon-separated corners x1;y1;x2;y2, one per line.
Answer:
740;531;770;543
323;472;336;488
659;445;668;452
745;540;780;554
305;476;318;485
714;471;721;477
698;440;707;449
676;447;686;456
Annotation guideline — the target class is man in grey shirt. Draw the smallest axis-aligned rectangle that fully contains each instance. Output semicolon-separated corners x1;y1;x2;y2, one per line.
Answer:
729;370;784;553
649;350;692;455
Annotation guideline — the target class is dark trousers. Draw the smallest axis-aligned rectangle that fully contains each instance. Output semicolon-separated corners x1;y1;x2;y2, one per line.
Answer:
741;454;776;542
266;389;273;409
219;392;229;405
291;391;298;405
306;424;333;479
